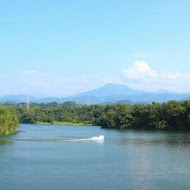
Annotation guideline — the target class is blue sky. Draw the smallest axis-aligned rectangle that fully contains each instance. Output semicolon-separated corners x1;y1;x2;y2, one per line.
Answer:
0;0;190;97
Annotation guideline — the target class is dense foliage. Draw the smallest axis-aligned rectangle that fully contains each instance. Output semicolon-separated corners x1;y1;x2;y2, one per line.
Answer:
8;100;190;131
96;101;190;130
0;106;19;136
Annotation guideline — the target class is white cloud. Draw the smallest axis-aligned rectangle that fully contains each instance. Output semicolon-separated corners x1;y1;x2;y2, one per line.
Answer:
122;60;157;81
163;72;190;80
121;60;190;93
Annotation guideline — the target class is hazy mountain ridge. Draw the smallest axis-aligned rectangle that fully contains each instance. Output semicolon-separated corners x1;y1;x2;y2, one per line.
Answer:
1;83;190;104
71;83;144;97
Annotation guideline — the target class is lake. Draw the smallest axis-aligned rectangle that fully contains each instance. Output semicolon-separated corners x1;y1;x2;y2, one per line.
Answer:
0;124;190;190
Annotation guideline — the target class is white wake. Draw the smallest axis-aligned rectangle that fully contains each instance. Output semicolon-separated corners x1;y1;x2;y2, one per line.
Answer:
68;135;105;142
13;135;105;143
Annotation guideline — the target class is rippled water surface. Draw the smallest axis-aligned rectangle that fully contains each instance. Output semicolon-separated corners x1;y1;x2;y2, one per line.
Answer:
1;124;190;190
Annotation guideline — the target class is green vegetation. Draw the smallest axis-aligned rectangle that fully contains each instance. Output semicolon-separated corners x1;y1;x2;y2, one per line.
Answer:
0;106;19;136
95;101;190;130
4;100;190;131
36;121;92;126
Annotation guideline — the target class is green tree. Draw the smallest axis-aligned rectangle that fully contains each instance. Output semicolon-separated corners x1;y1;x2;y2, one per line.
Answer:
0;106;19;136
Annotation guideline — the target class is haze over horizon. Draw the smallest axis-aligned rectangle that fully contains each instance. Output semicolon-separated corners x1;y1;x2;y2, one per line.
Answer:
1;0;190;97
0;83;184;99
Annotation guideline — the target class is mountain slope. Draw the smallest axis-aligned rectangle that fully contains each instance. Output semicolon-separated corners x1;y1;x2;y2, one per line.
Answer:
72;83;144;97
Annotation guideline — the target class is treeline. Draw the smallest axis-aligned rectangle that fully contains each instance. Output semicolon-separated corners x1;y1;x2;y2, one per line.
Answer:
96;101;190;130
15;102;98;125
8;100;190;131
0;106;19;136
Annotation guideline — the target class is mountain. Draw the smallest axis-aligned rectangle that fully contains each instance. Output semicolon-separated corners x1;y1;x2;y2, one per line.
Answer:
72;83;144;97
68;84;190;104
122;93;190;103
0;83;190;104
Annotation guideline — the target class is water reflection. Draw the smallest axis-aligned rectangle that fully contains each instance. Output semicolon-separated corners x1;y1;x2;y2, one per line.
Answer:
119;133;190;147
0;140;13;145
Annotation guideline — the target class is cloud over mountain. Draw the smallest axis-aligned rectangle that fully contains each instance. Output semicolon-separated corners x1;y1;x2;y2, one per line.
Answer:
122;60;157;81
121;60;190;93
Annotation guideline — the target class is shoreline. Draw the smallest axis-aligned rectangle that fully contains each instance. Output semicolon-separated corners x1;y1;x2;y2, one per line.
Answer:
35;121;92;126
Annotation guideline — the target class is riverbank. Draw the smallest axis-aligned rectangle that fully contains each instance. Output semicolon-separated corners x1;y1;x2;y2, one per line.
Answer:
36;121;92;126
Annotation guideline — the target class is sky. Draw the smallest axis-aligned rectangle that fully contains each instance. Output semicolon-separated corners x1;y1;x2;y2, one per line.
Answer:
0;0;190;97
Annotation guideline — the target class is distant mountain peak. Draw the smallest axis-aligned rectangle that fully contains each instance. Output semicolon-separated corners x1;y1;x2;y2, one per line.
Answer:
72;83;143;98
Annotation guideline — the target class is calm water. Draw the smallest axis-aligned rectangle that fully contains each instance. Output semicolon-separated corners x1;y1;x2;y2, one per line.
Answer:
0;124;190;190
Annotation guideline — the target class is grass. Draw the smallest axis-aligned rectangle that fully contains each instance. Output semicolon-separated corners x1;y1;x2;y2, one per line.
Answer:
36;121;92;126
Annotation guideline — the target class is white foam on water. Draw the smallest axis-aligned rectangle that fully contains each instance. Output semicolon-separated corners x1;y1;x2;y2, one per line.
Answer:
12;135;105;143
67;135;105;142
13;135;104;142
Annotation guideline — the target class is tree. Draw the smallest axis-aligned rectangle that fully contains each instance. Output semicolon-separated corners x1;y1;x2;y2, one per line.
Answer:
0;106;19;136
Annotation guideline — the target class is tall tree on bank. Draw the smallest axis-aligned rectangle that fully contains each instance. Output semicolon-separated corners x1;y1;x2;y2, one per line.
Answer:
0;106;19;136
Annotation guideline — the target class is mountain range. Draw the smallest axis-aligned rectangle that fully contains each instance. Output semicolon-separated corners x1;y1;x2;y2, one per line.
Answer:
1;83;190;105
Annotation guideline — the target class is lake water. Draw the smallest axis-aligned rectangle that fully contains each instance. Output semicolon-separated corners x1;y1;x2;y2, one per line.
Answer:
0;124;190;190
